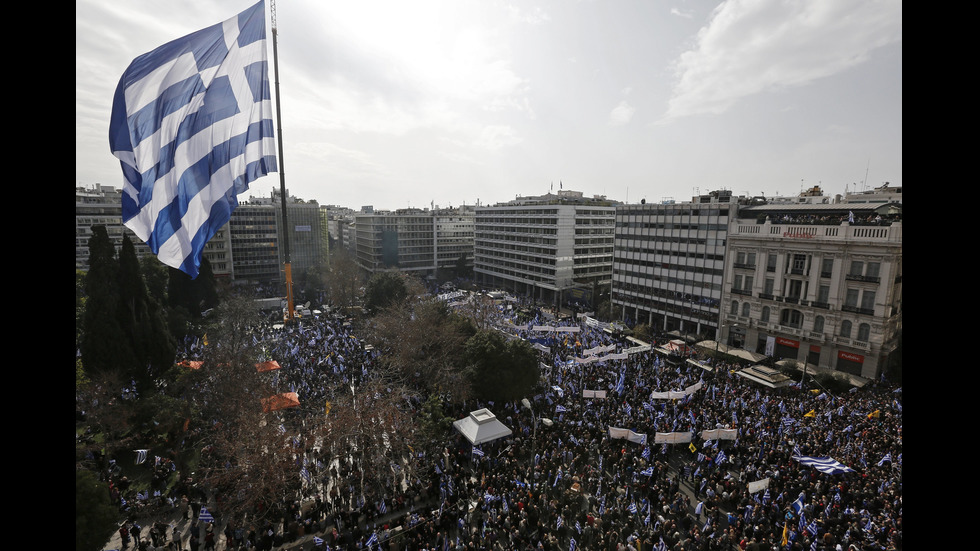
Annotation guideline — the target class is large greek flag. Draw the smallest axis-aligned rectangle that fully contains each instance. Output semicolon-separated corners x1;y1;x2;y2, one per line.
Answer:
109;1;277;278
793;455;854;475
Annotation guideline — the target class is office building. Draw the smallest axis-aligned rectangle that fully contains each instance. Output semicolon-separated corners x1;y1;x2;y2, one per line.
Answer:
352;206;474;280
474;190;617;307
611;190;734;338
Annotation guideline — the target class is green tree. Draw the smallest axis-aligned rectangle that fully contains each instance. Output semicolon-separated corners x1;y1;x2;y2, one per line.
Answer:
167;258;219;318
454;251;471;279
464;329;540;402
118;235;176;389
76;469;120;551
364;270;409;314
82;226;136;377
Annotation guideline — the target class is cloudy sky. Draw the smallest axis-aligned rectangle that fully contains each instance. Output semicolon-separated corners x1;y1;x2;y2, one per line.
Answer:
77;0;902;211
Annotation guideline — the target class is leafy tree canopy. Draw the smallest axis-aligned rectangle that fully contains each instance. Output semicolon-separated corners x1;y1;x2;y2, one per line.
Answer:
464;329;540;402
364;270;409;314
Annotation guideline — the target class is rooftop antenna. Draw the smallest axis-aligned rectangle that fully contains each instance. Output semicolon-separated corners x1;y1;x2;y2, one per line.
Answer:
864;159;871;191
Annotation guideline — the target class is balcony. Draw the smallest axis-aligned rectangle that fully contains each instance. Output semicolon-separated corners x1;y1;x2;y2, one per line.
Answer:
759;292;774;300
841;304;875;316
845;274;880;283
730;288;752;296
782;296;800;305
811;301;830;310
733;262;755;270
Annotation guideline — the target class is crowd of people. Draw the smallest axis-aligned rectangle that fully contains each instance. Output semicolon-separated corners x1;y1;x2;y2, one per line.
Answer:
106;288;901;551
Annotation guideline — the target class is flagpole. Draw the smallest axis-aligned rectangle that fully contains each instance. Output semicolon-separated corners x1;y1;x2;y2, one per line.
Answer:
270;0;294;321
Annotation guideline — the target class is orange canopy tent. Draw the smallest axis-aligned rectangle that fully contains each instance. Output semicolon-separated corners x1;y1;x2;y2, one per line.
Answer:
178;360;281;371
256;360;281;372
261;392;300;413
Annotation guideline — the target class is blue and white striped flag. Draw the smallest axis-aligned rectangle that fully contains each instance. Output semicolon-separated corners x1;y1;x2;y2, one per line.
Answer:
472;447;485;457
135;449;148;465
109;0;277;278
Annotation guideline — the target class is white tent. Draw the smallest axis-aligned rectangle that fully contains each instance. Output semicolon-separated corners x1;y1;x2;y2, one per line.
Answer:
452;408;513;445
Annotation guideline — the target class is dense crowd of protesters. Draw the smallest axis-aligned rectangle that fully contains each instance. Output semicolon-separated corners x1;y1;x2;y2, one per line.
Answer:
103;287;901;551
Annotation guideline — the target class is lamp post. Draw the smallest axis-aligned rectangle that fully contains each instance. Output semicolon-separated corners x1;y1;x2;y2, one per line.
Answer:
522;398;553;469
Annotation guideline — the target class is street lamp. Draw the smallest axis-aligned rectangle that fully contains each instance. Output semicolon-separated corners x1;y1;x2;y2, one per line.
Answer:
522;399;553;469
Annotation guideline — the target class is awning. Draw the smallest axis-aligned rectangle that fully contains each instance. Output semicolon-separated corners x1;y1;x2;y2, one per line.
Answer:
695;340;766;363
452;409;513;445
735;365;793;389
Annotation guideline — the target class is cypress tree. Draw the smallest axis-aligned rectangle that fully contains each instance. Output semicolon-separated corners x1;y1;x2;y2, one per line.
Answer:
81;226;136;377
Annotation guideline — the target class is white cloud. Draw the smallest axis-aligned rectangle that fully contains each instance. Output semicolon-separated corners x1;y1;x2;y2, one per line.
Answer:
662;0;902;121
609;101;636;126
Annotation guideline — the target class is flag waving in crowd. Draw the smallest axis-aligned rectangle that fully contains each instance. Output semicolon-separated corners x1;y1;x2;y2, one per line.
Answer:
109;0;277;278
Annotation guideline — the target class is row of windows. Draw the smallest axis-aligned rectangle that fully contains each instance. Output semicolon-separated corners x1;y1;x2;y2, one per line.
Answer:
617;207;730;218
615;276;721;296
735;251;884;279
732;302;873;341
617;222;727;231
614;258;725;276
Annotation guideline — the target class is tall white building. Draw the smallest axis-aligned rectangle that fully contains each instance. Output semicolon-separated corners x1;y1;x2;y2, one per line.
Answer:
474;190;617;307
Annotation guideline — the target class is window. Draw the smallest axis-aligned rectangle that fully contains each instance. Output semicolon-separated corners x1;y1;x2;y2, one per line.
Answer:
747;252;756;266
767;254;777;272
845;289;859;307
861;290;876;311
734;274;743;290
793;254;806;272
788;280;803;298
821;258;834;276
817;285;830;304
745;276;754;291
866;262;880;279
741;303;751;317
780;308;803;328
731;301;738;315
840;320;852;338
813;316;825;333
736;251;746;264
849;260;864;277
761;306;771;322
764;278;774;295
857;323;871;341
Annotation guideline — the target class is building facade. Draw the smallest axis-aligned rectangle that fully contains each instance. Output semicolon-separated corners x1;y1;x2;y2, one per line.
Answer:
76;184;324;285
76;184;233;278
352;206;475;280
474;190;617;307
611;190;734;338
721;201;902;379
